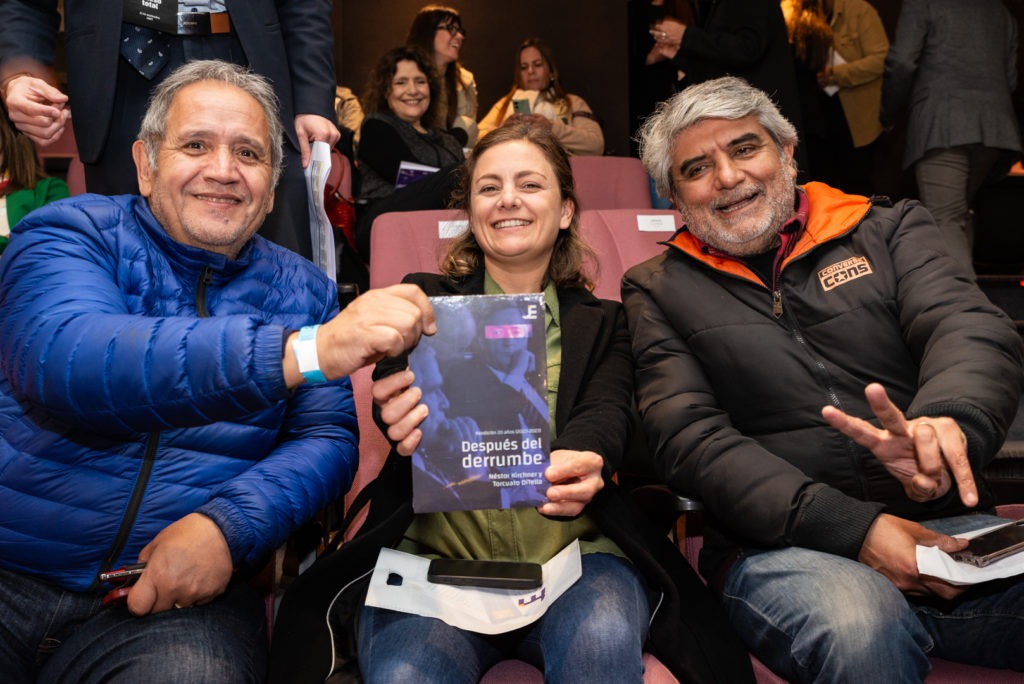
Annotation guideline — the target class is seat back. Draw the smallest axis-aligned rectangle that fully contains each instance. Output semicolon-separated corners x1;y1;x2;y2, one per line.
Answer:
570;156;652;210
64;158;87;196
368;209;468;288
327;148;352;200
36;125;87;195
578;208;677;301
996;502;1024;519
37;124;79;158
343;365;392;541
368;207;678;301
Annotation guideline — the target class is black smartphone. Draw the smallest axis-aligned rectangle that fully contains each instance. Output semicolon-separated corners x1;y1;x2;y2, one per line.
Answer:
427;558;542;590
951;519;1024;567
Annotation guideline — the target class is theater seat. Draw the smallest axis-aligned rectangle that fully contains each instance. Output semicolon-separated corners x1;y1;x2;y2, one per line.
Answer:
480;652;678;683
343;365;392;542
35;125;87;196
359;205;696;683
571;156;653;210
368;209;468;289
64;157;87;196
347;357;681;683
578;208;678;301
368;208;679;302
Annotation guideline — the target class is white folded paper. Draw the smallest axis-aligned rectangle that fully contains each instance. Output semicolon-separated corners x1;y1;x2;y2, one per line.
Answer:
303;140;336;281
824;50;848;97
916;522;1024;585
365;539;583;634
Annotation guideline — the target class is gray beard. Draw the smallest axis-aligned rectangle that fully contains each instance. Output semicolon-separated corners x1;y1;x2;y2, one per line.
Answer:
680;165;796;258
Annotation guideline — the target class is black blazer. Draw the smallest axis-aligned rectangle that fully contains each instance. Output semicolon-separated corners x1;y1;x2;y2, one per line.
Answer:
270;270;754;684
672;0;804;166
0;0;336;162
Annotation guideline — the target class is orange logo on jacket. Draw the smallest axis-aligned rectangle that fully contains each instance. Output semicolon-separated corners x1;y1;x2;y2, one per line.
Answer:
819;256;873;291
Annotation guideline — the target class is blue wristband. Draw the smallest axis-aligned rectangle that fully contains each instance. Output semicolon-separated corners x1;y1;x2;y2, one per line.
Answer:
293;325;327;384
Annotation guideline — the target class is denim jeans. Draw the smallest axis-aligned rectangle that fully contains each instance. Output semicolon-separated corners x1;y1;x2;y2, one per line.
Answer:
0;565;268;683
357;552;651;684
721;514;1024;683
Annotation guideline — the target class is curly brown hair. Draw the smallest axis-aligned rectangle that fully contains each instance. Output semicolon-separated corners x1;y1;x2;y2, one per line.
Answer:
443;120;596;291
361;46;443;129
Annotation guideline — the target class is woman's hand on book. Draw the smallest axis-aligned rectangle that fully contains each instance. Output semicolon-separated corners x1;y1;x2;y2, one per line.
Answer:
538;450;604;517
373;369;428;456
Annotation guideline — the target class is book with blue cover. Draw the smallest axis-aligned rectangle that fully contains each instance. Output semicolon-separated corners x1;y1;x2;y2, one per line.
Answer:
407;293;550;513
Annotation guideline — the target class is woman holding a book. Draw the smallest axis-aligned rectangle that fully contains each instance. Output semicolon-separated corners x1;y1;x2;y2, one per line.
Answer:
348;122;749;683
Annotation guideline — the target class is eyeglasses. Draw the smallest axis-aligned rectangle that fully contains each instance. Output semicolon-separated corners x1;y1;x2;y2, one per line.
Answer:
437;22;466;37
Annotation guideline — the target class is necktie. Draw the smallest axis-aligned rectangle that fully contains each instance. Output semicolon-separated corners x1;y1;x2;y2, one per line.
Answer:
120;24;171;80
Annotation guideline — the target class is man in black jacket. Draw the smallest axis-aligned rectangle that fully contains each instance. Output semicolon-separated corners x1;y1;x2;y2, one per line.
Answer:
624;76;1024;681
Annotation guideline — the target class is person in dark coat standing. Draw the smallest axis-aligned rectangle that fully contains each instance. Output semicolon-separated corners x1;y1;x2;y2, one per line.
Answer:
647;0;806;175
882;0;1021;277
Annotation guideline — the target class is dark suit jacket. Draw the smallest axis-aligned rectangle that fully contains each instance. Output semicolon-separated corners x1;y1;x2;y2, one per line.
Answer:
268;269;755;684
671;0;804;164
881;0;1021;169
0;0;335;162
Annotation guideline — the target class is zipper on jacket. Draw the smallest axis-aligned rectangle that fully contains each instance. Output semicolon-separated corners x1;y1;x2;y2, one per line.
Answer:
196;266;213;317
772;289;783;318
92;431;161;590
778;290;871;498
92;266;216;590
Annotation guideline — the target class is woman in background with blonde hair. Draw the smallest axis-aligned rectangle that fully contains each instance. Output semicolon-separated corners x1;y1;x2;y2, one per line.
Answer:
478;38;604;156
782;0;888;195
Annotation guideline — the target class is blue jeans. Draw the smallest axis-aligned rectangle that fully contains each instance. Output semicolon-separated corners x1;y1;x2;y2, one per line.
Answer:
0;565;268;683
357;553;651;684
721;514;1024;683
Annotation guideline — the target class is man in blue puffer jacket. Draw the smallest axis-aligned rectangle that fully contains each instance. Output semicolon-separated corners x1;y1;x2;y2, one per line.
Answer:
0;60;434;682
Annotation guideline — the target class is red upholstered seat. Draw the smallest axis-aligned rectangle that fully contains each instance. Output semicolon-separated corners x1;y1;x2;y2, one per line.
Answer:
570;155;653;211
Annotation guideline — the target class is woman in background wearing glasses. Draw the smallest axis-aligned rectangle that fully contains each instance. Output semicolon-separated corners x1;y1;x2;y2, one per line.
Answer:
407;4;479;148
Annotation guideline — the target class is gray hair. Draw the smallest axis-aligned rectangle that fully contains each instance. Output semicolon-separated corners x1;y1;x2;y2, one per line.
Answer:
638;76;798;200
137;60;284;184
